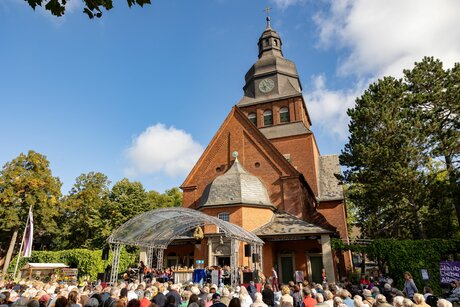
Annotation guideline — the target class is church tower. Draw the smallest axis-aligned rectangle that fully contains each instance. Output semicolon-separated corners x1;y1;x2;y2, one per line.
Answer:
237;16;320;197
180;17;351;282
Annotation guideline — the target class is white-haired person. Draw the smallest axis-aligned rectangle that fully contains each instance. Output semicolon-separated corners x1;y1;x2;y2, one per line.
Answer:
220;288;231;307
393;296;405;307
353;295;366;307
402;298;414;307
239;286;253;307
315;293;329;307
375;294;392;307
436;299;452;307
413;293;429;307
362;289;375;307
250;293;268;307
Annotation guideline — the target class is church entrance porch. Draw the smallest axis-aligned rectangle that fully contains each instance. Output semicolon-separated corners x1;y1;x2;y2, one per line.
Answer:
261;235;335;284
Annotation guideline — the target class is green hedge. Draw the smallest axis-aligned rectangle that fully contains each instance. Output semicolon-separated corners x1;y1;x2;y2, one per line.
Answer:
9;247;136;281
332;238;460;294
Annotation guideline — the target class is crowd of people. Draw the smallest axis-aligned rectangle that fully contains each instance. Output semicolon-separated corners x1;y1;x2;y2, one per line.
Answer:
0;271;458;307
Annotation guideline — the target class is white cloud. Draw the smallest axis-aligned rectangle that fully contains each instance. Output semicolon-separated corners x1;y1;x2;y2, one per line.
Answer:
314;0;460;77
308;0;460;139
124;124;203;178
304;75;365;140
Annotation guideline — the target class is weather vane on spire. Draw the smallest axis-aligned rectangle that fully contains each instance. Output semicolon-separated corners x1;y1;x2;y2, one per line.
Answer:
264;6;272;28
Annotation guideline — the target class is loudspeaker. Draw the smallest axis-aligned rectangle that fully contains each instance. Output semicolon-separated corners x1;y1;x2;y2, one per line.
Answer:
253;270;260;283
243;271;252;284
252;253;260;263
102;246;109;260
244;245;252;257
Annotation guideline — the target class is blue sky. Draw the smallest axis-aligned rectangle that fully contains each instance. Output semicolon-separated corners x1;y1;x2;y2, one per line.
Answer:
1;0;459;194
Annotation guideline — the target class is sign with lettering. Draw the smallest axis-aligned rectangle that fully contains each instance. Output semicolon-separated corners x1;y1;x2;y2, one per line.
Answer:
440;261;460;283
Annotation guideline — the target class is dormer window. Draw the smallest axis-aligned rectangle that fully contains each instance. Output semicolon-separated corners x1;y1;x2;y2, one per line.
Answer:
248;113;257;125
280;107;290;123
264;110;273;126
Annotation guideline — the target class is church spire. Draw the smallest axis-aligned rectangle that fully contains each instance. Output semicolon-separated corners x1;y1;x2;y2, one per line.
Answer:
257;16;283;58
264;6;272;29
237;16;303;106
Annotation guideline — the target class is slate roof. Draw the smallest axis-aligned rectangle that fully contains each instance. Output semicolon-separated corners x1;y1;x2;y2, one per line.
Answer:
260;122;311;139
199;157;275;209
318;155;344;201
253;212;333;236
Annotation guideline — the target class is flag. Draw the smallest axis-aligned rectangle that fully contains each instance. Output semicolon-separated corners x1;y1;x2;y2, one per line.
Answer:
23;209;33;257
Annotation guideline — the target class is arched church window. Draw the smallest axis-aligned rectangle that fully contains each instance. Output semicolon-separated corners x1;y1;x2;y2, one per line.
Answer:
265;39;269;46
264;110;273;126
280;107;290;123
248;112;257;125
274;39;278;46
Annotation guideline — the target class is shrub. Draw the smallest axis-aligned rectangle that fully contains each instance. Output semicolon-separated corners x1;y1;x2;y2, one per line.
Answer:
332;238;460;294
9;247;136;281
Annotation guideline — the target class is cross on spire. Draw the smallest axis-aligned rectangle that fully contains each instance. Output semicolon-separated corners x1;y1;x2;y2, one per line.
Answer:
264;6;272;16
264;6;272;29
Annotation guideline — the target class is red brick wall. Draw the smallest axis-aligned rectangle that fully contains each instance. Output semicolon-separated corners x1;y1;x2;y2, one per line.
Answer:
270;134;319;197
261;239;322;280
317;200;347;239
182;111;302;213
239;97;310;129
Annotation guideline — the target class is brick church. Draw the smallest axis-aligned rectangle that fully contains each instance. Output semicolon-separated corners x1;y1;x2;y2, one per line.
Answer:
169;18;350;283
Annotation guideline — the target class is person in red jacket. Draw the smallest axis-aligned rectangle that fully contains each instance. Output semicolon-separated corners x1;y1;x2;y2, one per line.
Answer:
302;288;316;307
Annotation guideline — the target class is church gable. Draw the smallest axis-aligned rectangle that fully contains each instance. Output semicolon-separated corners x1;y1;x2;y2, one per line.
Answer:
181;107;300;209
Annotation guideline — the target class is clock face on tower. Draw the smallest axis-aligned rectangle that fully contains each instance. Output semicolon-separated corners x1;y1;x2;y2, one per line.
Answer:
258;78;275;93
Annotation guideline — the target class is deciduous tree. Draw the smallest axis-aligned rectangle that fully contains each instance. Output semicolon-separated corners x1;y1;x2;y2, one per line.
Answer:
24;0;151;19
60;172;111;249
0;151;62;270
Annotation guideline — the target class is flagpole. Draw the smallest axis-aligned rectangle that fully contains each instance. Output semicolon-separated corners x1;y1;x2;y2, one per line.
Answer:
13;204;32;279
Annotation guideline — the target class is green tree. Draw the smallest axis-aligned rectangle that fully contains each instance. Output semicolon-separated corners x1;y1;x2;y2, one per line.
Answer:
0;150;62;249
106;178;149;230
340;70;459;239
404;57;460;224
60;172;111;249
24;0;151;19
146;187;182;208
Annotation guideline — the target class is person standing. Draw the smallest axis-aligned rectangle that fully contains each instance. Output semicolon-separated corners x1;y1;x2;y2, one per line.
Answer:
138;262;146;282
271;268;279;292
262;284;274;307
302;288;316;307
402;272;418;300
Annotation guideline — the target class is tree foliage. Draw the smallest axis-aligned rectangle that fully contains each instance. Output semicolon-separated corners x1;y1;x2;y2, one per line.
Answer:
0;151;183;261
105;178;149;231
58;172;112;249
24;0;151;19
341;57;459;239
0;151;62;249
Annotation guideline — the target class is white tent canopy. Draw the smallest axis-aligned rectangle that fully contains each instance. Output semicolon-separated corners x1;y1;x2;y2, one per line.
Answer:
108;207;263;248
107;207;264;286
